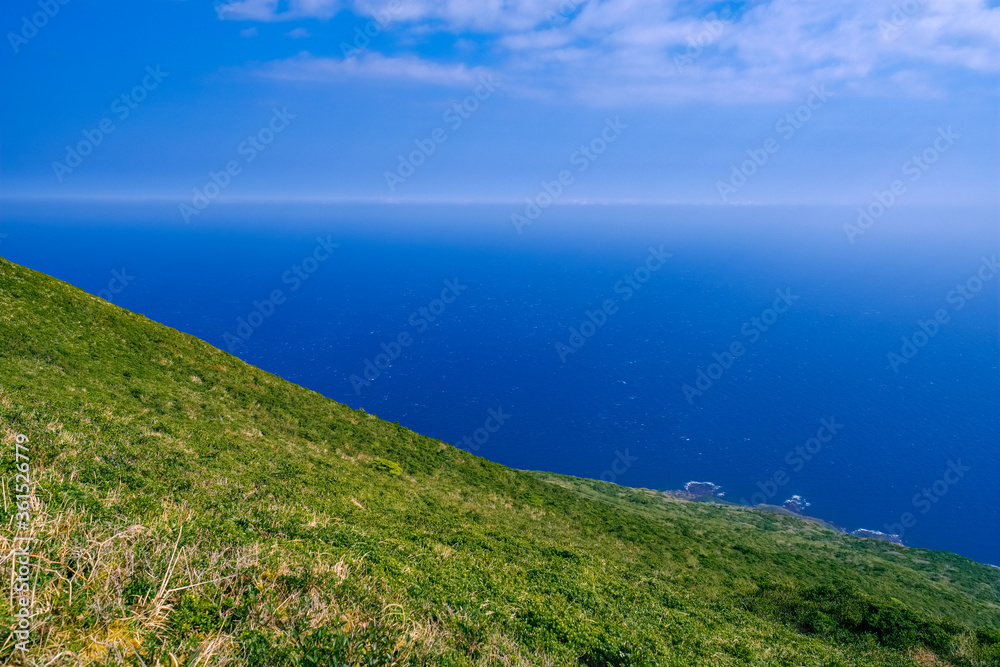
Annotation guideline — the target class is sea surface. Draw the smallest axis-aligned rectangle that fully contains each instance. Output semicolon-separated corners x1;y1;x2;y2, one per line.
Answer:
2;201;998;564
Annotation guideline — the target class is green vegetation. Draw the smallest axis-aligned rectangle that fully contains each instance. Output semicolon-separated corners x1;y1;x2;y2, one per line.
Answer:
1;256;998;666
371;458;403;477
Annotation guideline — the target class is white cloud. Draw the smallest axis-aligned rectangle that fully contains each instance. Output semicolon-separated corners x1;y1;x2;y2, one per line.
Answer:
254;51;489;87
286;27;311;39
232;0;1000;104
218;0;341;22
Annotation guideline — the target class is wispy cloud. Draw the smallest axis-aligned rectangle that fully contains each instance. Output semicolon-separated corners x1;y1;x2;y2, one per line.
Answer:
229;0;1000;104
254;51;489;87
220;0;341;21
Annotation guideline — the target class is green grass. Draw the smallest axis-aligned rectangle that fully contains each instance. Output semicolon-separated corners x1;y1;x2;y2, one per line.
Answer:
1;255;999;666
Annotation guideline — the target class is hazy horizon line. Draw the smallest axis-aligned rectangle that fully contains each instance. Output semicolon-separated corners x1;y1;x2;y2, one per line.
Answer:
2;193;998;209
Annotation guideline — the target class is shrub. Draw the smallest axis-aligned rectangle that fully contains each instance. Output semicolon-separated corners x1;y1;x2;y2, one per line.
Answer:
372;458;403;477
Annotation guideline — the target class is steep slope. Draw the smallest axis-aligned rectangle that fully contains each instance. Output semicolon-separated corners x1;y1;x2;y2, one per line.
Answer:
1;256;998;667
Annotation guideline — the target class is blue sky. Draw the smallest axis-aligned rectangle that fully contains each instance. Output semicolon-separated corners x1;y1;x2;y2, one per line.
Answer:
1;0;998;205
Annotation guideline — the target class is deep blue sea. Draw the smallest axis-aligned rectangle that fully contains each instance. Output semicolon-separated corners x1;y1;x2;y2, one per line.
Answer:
2;201;998;564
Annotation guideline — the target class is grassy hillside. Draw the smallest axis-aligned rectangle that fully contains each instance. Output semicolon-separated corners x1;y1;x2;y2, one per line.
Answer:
1;255;999;667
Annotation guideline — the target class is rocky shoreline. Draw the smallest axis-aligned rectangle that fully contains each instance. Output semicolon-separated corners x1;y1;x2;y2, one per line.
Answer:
665;481;906;547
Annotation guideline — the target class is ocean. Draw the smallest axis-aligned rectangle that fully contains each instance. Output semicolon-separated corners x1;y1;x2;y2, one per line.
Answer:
2;200;997;564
